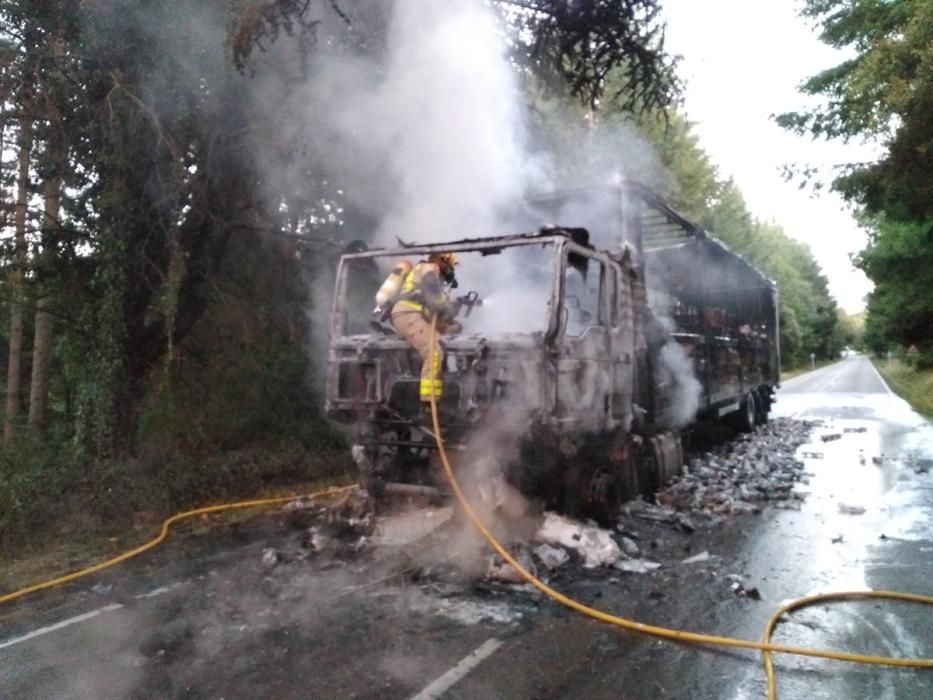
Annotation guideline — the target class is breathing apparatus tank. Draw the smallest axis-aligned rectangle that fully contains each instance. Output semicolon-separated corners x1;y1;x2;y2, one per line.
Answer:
373;259;413;320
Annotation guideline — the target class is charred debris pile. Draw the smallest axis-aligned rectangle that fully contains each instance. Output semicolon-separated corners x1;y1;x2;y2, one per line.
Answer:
500;416;818;581
652;417;817;519
264;418;817;589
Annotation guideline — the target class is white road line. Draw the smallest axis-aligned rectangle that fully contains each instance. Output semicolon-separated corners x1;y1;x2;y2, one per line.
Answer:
408;637;503;700
0;583;180;653
865;358;895;396
134;586;171;599
0;603;124;650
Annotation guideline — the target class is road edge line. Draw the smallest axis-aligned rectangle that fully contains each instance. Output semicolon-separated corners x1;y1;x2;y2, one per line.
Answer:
866;358;896;396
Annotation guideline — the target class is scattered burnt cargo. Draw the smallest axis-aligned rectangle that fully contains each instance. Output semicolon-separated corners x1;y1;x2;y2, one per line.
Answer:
325;182;780;521
656;417;814;517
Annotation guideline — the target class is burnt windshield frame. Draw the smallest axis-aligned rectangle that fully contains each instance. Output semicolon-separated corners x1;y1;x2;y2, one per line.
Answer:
331;237;564;340
559;241;613;339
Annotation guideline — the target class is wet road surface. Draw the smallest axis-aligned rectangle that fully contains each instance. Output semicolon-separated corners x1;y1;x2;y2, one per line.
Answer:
1;356;930;699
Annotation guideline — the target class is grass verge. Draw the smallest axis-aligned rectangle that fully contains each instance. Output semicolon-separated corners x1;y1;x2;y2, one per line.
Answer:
0;473;355;598
0;439;355;597
874;359;933;420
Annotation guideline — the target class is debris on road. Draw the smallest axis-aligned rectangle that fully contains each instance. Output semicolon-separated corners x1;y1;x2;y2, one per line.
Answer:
533;543;570;571
614;559;662;574
838;503;866;515
300;528;330;553
91;583;114;595
681;550;711;564
626;500;677;524
535;512;622;568
229;418;832;630
657;418;814;516
261;548;280;568
619;536;640;557
730;581;762;600
726;575;761;600
324;488;374;535
487;545;537;583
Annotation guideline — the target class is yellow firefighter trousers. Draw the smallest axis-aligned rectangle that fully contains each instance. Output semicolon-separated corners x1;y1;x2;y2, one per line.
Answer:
391;306;444;401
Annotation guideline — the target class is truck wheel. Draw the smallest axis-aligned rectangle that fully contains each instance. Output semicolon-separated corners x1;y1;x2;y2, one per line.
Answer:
732;392;757;433
636;441;660;501
618;458;641;503
756;389;771;425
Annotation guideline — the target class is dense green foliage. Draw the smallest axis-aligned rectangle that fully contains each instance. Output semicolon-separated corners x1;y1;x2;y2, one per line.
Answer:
500;0;681;111
857;217;933;362
778;0;933;360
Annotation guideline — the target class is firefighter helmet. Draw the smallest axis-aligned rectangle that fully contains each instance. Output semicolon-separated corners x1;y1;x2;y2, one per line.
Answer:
429;251;458;282
428;253;458;277
429;251;457;269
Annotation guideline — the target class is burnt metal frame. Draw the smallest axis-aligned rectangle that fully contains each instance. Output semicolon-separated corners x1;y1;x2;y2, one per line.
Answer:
330;233;570;342
327;235;627;431
327;182;780;420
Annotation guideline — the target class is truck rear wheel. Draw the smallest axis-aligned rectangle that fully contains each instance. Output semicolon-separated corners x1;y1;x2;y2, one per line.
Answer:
731;392;757;433
636;441;660;501
756;389;771;424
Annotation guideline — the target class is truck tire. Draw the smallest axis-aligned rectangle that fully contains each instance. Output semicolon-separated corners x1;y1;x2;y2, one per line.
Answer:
636;440;661;501
732;392;757;433
756;389;771;425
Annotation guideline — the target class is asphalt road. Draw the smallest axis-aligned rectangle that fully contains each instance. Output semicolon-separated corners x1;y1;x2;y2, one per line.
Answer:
1;355;930;699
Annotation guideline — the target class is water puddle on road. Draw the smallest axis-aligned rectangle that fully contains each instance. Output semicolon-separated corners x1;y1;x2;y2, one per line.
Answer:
727;388;932;700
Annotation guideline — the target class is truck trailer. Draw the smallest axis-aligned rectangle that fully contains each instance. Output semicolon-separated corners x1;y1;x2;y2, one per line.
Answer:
325;182;780;522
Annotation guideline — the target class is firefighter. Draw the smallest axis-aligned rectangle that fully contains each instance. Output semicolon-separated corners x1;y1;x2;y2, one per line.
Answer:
390;252;461;405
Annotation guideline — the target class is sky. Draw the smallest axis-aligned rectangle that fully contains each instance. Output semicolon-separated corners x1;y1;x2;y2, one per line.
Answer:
661;0;879;313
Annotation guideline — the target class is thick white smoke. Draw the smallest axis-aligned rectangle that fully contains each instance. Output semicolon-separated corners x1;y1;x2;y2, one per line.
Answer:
656;341;702;428
291;1;703;431
309;0;546;245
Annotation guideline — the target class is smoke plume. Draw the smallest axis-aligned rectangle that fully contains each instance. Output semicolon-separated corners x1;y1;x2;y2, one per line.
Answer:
656;341;702;428
303;0;546;245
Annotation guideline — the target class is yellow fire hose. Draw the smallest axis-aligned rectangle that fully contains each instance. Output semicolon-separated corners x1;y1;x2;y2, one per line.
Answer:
0;485;357;607
425;317;932;700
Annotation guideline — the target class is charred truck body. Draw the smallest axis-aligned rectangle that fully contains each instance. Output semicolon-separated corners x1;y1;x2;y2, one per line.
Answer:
326;183;780;521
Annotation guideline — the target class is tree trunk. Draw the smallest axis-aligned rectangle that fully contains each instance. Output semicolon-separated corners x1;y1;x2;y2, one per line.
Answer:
4;91;33;445
28;34;65;437
28;307;54;435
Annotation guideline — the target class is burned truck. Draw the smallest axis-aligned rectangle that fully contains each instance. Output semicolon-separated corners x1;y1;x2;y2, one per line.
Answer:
325;183;780;521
